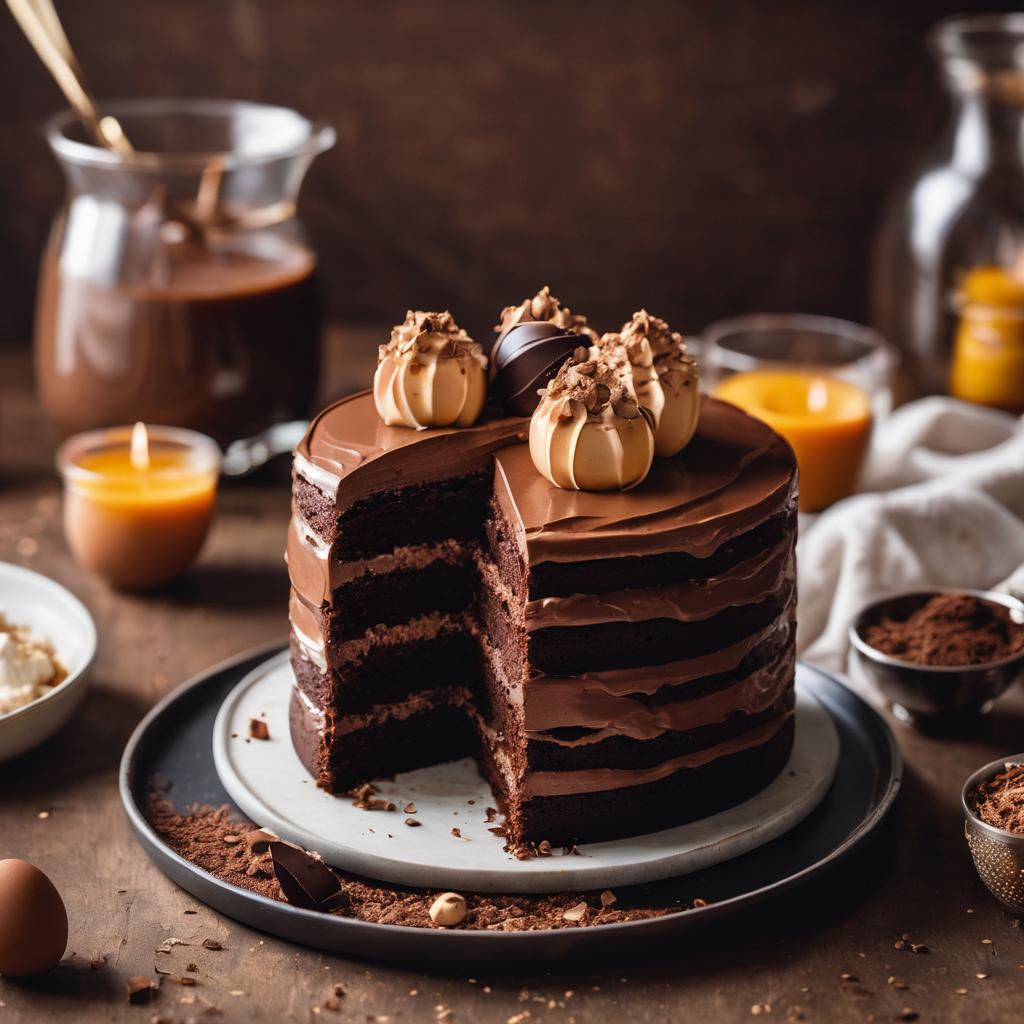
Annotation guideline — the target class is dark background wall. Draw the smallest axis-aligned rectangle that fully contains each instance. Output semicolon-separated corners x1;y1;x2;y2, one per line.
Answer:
0;0;1014;347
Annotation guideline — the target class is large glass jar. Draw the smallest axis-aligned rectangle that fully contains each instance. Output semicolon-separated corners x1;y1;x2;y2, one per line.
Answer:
35;99;334;445
872;14;1024;399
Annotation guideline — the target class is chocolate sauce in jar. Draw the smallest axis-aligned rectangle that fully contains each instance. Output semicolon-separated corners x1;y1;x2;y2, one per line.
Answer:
35;236;321;445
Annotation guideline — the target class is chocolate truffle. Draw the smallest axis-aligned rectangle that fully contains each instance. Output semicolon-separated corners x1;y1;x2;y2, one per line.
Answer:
491;287;598;416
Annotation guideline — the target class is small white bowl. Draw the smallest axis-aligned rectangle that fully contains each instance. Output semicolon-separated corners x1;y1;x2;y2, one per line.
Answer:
0;562;97;762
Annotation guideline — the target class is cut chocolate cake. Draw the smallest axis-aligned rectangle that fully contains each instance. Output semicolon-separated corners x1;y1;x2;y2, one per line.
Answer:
287;391;798;847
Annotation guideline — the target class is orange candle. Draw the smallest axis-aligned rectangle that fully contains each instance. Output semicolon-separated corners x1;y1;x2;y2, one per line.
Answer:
715;371;873;513
57;423;220;588
950;266;1024;414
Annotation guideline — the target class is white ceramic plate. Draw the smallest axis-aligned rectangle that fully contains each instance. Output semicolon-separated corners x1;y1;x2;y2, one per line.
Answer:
0;562;97;762
213;653;839;893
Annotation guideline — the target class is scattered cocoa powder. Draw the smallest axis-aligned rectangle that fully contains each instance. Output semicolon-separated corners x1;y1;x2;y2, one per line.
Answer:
147;797;695;931
863;593;1024;667
971;763;1024;834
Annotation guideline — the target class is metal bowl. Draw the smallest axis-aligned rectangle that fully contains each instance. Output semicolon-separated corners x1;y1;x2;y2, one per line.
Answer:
962;754;1024;913
848;589;1024;724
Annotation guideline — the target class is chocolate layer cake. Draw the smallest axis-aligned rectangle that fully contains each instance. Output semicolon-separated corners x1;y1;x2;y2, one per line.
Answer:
288;392;798;846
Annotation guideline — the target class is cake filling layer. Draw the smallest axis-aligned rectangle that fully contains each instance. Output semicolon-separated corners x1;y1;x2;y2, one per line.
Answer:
524;614;793;696
524;644;795;742
521;708;793;798
523;544;794;629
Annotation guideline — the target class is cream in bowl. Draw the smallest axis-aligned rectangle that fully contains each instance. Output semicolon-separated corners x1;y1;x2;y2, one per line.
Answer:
0;563;96;762
0;615;67;716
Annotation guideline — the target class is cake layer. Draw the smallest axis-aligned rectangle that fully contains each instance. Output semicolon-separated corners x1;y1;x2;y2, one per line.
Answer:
524;508;796;599
522;546;793;630
290;619;481;715
293;393;525;514
518;714;795;845
523;637;795;741
522;705;793;796
290;687;479;790
295;471;494;561
288;682;795;845
523;584;794;675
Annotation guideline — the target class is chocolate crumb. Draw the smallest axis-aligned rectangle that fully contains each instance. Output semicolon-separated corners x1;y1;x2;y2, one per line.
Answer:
248;718;269;741
485;807;498;822
405;817;421;827
895;1010;919;1022
146;796;685;931
201;939;223;951
127;976;159;1004
404;803;417;814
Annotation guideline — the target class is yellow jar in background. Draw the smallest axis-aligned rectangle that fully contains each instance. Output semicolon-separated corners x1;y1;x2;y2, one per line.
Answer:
950;266;1024;414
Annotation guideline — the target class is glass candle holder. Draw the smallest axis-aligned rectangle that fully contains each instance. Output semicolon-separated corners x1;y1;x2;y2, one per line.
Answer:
700;314;896;512
57;424;221;589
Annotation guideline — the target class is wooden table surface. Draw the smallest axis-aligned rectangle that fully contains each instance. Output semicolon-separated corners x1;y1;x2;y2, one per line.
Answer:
2;342;1023;1024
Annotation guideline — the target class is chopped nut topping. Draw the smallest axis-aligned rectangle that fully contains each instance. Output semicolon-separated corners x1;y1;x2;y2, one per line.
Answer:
538;346;644;421
380;310;482;365
495;286;597;341
561;902;588;923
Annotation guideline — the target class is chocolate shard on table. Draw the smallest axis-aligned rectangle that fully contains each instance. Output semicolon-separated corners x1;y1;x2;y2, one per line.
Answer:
269;840;350;912
286;304;798;848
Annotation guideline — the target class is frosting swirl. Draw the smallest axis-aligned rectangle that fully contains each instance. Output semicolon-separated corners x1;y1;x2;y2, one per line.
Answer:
373;310;488;430
528;347;654;491
494;286;598;343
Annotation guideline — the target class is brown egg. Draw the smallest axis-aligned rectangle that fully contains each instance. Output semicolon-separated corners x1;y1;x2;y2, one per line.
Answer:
0;859;68;977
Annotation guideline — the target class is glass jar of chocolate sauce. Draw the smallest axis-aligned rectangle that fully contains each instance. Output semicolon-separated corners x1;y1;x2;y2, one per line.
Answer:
35;99;335;445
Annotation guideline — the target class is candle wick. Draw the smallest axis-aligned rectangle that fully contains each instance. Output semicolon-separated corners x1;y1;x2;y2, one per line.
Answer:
130;421;150;472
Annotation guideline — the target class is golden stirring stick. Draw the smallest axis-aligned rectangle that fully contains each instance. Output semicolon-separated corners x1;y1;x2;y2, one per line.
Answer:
6;0;133;153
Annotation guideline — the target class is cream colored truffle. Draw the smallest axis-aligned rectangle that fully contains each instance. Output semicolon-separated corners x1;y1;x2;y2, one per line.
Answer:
610;310;700;458
374;311;488;430
529;348;655;492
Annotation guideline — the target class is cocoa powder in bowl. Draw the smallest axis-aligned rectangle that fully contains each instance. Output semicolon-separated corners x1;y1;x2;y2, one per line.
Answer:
971;763;1024;835
863;593;1024;667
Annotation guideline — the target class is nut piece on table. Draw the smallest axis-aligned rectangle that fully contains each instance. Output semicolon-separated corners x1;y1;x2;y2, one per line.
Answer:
428;891;467;927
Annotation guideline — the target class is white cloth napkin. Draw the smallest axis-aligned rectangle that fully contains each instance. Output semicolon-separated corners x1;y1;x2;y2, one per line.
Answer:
796;397;1024;681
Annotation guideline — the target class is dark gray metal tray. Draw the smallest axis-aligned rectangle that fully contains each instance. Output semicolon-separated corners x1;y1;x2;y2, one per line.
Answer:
119;644;901;970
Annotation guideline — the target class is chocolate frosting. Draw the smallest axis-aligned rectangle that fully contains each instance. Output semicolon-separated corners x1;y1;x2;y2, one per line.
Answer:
295;392;796;563
294;391;526;509
524;645;795;742
521;710;793;798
